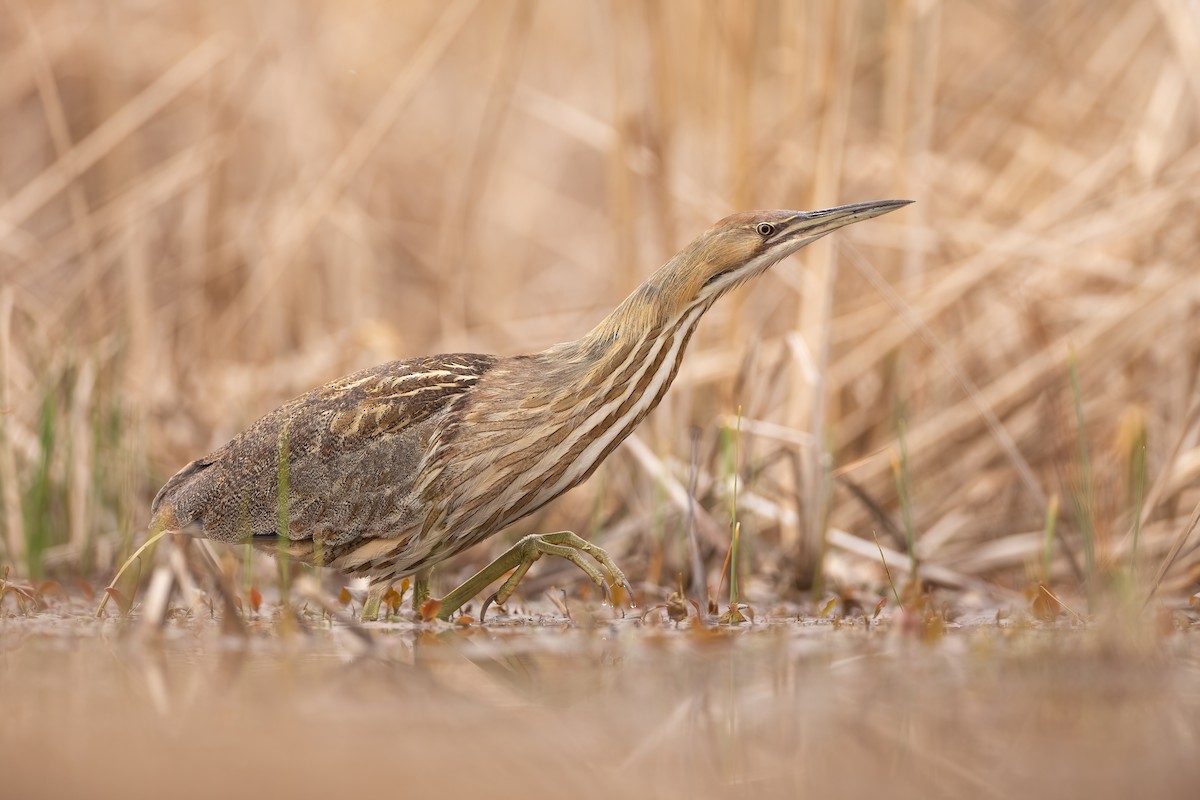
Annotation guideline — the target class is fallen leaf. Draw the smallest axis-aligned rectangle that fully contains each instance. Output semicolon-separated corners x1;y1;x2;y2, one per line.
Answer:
383;587;402;614
665;591;689;623
104;586;132;615
419;598;443;621
873;596;888;620
1031;584;1061;621
718;604;748;625
72;578;96;601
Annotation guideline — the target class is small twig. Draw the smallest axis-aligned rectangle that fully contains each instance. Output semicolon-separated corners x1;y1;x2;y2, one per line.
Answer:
1143;496;1200;609
873;530;903;611
835;473;907;549
545;586;572;620
167;537;203;611
139;566;176;633
684;426;707;610
186;539;247;638
1036;583;1084;622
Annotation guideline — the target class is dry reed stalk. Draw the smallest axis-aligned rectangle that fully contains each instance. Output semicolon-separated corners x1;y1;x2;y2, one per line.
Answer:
0;288;23;564
1155;0;1200;106
435;0;532;350
1145;499;1200;607
603;0;638;297
0;35;228;239
33;142;218;282
792;1;860;588
841;243;1047;509
623;433;725;551
640;1;678;256
15;0;105;334
67;357;94;558
214;0;481;349
139;565;175;632
837;270;1188;524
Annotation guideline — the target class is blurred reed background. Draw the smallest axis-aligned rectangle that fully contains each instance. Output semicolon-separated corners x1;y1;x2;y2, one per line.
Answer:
2;0;1199;609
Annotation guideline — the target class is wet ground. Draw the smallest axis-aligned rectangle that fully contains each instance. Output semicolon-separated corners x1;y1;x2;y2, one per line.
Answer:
2;601;1199;800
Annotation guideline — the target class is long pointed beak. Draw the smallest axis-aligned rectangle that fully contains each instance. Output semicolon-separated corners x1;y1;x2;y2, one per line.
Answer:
770;199;911;250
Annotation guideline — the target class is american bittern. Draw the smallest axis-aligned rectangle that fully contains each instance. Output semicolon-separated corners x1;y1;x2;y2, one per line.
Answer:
151;200;909;620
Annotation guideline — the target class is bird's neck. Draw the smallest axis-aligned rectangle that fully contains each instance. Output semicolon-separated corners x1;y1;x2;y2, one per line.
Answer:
547;263;709;381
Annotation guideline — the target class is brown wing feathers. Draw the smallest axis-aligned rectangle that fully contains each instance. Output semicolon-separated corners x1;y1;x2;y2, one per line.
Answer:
150;354;496;544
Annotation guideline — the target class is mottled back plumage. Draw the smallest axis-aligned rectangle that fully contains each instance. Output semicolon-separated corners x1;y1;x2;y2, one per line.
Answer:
152;355;494;566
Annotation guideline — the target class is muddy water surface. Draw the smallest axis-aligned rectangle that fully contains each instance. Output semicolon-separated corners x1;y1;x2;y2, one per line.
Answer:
2;608;1198;799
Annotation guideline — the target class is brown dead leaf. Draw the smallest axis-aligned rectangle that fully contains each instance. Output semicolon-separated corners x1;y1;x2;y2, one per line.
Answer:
104;586;132;615
248;586;263;613
383;587;402;614
872;596;888;620
665;591;689;623
718;604;748;625
419;597;443;621
1030;584;1061;621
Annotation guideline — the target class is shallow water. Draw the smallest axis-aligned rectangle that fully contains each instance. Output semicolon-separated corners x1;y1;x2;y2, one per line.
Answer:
2;606;1198;800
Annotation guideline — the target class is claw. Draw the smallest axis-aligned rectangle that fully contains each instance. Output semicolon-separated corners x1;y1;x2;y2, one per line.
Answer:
598;578;613;607
480;591;500;622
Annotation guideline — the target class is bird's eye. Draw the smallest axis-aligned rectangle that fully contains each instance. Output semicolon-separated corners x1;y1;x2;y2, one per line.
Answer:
755;222;775;237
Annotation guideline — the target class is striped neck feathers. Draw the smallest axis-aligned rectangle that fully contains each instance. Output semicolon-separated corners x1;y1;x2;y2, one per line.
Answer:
553;245;721;371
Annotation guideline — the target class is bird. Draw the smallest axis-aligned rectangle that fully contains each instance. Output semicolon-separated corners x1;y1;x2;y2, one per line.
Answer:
150;199;910;621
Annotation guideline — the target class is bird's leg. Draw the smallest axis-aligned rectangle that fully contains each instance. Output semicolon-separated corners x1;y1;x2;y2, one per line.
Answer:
361;569;431;621
361;582;387;621
411;568;431;613
434;531;633;621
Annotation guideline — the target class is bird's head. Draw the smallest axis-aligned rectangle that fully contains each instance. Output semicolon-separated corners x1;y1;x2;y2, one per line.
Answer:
677;199;912;304
574;199;910;357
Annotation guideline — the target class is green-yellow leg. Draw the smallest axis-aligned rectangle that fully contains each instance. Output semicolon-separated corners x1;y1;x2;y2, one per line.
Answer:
435;531;633;622
360;568;430;621
362;582;387;621
411;569;431;612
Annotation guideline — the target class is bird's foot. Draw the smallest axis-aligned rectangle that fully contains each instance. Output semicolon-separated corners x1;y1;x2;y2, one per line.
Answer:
435;531;633;622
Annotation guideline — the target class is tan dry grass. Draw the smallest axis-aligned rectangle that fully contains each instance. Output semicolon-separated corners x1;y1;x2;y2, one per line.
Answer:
1;0;1199;608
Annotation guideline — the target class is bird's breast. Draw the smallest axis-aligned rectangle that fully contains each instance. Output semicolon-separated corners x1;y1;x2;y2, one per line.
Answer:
429;304;705;544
